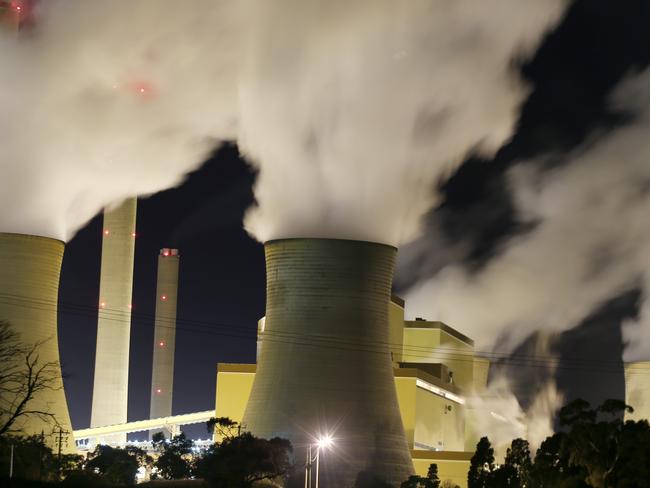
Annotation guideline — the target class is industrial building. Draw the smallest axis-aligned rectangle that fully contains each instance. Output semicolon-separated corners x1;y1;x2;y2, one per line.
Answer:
216;238;489;488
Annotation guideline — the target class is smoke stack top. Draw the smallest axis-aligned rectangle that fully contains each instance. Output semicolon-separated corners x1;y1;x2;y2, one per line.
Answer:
1;0;567;244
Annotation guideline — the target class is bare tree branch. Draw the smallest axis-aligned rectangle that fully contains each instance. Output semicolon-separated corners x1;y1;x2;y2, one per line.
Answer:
0;321;62;437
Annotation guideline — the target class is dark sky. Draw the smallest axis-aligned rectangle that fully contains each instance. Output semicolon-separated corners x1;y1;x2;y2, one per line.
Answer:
57;0;650;437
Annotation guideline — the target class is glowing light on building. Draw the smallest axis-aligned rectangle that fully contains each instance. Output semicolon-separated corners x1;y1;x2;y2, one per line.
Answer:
415;378;465;405
104;229;110;235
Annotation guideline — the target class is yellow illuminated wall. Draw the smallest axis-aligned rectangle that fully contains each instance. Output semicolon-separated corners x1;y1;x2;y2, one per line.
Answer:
216;364;469;486
214;364;256;441
389;297;406;366
395;376;417;447
402;322;475;391
412;451;471;488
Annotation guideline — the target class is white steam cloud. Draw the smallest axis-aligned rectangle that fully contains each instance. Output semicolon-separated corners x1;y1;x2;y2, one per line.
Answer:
467;374;561;456
0;0;241;241
241;0;568;245
404;68;650;361
0;0;567;244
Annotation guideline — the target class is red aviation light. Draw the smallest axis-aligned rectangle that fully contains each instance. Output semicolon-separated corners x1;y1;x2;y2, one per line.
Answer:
130;80;155;99
156;388;162;394
159;341;165;347
161;295;167;301
131;232;136;238
100;302;106;308
103;229;110;236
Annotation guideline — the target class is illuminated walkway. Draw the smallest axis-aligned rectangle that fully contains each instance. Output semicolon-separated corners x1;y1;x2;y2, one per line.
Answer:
73;410;214;449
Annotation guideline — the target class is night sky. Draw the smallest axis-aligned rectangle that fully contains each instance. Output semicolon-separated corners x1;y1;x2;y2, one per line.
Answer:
56;0;650;437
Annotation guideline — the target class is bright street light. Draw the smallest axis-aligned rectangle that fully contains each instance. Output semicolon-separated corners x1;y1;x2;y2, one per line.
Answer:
317;434;333;449
305;434;335;488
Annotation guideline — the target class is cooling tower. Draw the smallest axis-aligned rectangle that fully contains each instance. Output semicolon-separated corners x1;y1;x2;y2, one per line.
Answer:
624;361;650;422
90;198;136;443
242;238;413;487
0;233;74;450
149;248;180;438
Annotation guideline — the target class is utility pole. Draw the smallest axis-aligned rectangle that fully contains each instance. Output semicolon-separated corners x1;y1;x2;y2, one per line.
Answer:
9;443;14;479
38;430;44;481
53;427;69;478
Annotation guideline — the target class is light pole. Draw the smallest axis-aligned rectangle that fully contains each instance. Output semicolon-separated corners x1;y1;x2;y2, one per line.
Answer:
305;435;334;488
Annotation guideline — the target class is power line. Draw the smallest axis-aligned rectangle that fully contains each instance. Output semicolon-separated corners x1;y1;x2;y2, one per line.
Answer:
1;292;649;374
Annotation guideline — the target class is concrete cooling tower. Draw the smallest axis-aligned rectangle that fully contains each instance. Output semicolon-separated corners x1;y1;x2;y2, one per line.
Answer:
242;238;413;487
0;233;74;450
624;361;650;422
149;248;180;438
91;198;137;443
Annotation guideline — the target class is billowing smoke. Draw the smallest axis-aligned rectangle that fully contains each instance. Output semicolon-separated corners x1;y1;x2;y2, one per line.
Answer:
241;0;568;245
1;0;567;244
468;374;561;456
404;69;650;363
0;0;241;241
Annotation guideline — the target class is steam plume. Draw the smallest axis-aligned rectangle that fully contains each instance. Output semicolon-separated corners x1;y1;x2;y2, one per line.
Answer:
404;69;650;361
468;374;561;456
0;0;240;240
1;0;566;244
241;0;568;245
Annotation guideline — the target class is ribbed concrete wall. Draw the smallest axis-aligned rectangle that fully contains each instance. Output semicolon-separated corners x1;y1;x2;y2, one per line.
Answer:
91;198;136;442
149;248;179;438
242;238;413;487
624;361;650;422
0;233;74;450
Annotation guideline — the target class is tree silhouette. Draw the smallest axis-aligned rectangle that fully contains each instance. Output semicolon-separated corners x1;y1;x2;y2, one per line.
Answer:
468;437;495;488
194;432;292;488
0;321;63;436
151;431;194;479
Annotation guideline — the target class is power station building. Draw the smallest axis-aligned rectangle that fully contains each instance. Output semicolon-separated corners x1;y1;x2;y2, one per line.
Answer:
215;240;489;488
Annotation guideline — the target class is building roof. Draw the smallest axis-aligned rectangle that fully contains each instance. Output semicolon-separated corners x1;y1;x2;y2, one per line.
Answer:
404;320;474;347
395;366;462;396
391;294;405;307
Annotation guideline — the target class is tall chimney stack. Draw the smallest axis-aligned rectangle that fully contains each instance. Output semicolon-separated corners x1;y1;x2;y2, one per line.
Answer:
0;233;74;451
242;238;413;486
149;248;180;438
90;198;136;443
